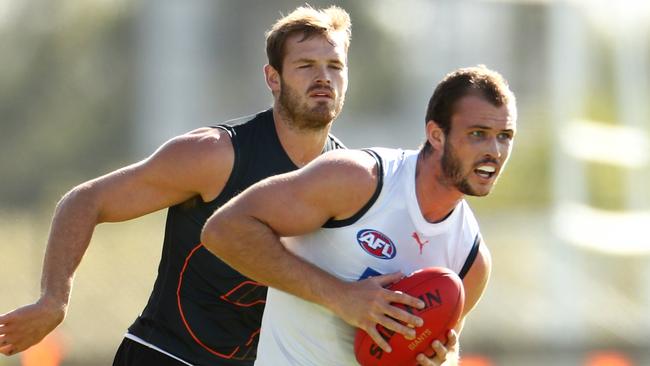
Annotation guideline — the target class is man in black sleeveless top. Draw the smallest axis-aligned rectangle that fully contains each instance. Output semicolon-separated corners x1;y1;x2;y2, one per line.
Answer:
0;5;457;366
0;5;349;366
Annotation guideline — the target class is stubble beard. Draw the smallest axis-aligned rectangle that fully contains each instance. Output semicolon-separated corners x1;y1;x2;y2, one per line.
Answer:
277;80;344;131
440;140;489;197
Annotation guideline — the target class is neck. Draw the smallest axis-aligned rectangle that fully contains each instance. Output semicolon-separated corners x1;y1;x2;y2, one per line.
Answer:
272;108;332;168
414;150;464;223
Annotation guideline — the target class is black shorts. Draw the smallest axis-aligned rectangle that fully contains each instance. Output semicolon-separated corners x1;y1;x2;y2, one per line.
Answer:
113;337;190;366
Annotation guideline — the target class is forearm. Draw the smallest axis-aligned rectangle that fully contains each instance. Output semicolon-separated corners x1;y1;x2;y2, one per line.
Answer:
201;213;345;313
40;186;99;306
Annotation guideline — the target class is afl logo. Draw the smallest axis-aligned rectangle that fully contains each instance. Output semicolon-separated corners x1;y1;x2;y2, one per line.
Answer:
357;229;397;260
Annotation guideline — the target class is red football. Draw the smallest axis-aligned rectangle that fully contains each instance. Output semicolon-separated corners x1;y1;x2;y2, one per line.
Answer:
354;267;465;366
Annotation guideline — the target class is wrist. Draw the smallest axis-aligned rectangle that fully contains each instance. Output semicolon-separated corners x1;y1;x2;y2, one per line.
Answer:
38;296;68;325
39;292;70;313
320;278;349;316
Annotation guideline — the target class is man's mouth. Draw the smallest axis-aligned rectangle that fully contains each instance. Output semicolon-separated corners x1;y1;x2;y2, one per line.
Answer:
474;164;497;179
308;88;334;99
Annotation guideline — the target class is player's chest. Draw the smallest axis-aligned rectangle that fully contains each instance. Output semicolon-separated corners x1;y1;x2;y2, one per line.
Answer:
296;210;461;281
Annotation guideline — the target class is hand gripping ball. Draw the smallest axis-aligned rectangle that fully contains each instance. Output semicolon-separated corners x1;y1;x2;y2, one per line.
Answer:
354;267;465;366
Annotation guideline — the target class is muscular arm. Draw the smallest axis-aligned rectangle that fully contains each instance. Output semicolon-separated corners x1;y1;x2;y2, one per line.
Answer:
201;149;426;352
0;127;233;355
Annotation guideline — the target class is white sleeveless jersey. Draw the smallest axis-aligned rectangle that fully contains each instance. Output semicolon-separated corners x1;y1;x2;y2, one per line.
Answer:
255;148;482;366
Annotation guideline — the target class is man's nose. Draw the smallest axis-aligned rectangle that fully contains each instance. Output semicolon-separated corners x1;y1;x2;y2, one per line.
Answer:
485;137;502;159
314;66;332;84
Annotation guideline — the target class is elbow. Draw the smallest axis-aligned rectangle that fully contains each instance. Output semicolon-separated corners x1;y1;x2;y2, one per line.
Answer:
57;184;101;221
59;185;86;206
201;212;229;257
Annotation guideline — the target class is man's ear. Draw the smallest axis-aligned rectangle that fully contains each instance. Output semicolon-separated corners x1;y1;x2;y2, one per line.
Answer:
264;64;281;95
425;120;445;151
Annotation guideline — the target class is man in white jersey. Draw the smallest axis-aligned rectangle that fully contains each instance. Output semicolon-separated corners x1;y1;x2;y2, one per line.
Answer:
202;65;517;366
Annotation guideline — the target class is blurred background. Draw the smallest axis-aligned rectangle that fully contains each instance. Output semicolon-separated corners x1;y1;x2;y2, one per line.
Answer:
1;0;649;365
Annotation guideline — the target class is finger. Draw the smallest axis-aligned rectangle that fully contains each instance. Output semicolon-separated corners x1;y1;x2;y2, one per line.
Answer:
372;272;404;287
365;326;392;353
375;316;416;340
416;353;436;366
0;325;16;336
445;329;458;347
0;323;13;335
386;289;426;310
0;343;13;356
416;340;446;366
381;301;423;328
431;339;447;359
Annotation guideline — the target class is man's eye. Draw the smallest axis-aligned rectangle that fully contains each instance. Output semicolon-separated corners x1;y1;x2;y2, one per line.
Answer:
470;131;485;137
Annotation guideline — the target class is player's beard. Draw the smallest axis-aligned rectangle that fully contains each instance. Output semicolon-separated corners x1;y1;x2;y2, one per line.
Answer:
277;78;344;131
440;140;486;197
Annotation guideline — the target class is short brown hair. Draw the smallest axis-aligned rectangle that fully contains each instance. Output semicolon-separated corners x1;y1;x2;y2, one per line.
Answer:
425;65;516;137
265;5;351;74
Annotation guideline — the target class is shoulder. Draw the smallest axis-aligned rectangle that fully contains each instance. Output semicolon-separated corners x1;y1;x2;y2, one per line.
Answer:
306;149;379;183
296;150;380;221
149;127;234;201
153;127;233;165
217;109;272;130
162;127;232;153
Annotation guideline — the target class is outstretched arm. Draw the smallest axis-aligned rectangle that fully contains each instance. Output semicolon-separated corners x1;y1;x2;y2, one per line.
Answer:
0;128;233;356
201;149;426;353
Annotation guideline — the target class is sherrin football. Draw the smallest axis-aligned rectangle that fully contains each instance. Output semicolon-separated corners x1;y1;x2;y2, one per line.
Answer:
354;267;465;366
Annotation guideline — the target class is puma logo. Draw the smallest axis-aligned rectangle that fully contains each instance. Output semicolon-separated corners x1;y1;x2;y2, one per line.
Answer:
412;232;429;255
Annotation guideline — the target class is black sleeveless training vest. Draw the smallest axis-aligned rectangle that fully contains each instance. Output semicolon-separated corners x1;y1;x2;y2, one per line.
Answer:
127;109;345;365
